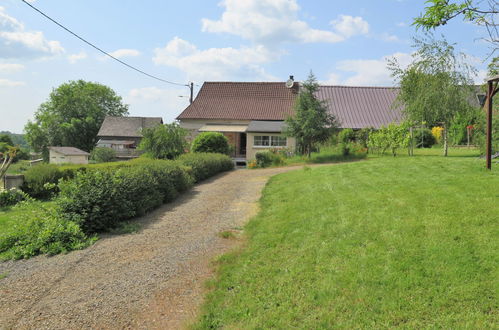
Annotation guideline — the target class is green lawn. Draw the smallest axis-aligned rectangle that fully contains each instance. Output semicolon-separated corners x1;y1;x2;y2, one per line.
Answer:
196;156;498;328
0;201;55;236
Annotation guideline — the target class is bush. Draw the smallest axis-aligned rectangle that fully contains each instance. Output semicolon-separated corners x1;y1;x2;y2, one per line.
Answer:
139;123;188;159
0;201;94;260
57;161;192;233
338;128;356;144
413;128;436;148
21;164;65;199
0;189;30;207
191;132;230;155
178;153;234;182
255;151;273;168
90;147;116;163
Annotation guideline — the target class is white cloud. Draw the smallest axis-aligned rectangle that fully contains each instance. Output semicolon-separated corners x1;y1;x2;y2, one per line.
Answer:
153;37;277;81
201;0;345;45
330;15;369;38
379;33;400;42
396;22;407;27
330;52;413;86
109;48;141;59
321;73;341;85
0;6;64;59
0;78;25;87
67;51;87;64
126;86;189;123
0;63;24;73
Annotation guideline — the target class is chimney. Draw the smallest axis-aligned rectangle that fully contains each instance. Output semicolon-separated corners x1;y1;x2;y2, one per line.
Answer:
289;75;294;81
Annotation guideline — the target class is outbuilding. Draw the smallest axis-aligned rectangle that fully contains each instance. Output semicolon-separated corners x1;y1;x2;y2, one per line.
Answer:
49;146;90;165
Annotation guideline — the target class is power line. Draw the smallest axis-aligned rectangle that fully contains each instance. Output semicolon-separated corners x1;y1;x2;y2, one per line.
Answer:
20;0;188;87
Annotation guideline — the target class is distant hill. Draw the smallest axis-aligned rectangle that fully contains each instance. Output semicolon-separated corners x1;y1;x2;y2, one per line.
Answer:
0;131;29;149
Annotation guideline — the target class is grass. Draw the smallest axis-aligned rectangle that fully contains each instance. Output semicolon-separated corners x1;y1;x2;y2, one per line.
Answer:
196;155;498;328
0;201;56;236
108;221;141;235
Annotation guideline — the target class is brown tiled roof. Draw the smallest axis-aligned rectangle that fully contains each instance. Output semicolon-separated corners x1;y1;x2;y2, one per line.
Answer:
177;82;403;128
316;86;403;129
97;116;163;137
49;146;90;156
176;82;298;120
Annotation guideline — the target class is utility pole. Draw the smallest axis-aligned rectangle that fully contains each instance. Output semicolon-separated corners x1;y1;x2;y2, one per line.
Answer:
189;82;193;104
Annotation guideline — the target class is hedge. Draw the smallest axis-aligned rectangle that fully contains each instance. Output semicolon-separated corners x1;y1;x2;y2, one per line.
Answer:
177;153;234;182
57;153;233;233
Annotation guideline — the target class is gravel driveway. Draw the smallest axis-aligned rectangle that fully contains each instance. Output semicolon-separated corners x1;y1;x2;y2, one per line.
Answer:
0;165;315;329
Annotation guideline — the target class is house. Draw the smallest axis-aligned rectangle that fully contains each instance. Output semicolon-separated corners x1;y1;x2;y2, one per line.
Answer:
49;146;89;164
96;116;163;158
177;77;403;162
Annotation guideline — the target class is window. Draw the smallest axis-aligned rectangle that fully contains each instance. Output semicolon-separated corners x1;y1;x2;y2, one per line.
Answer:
254;135;287;147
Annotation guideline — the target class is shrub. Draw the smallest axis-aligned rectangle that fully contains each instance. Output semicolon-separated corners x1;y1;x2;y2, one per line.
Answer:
0;201;94;260
368;123;411;156
338;128;356;144
191;132;230;155
139;123;188;159
355;127;374;148
21;164;65;199
255;151;272;168
413;128;436;148
90;147;116;163
431;126;444;144
178;153;234;182
0;189;30;207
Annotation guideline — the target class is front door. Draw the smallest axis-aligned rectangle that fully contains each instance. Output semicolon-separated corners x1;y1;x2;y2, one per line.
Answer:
239;133;247;157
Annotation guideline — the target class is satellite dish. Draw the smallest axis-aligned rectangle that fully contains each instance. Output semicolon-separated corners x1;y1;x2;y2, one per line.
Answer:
285;79;294;88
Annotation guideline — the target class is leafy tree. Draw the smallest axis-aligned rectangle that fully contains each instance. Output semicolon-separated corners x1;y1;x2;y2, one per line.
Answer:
191;132;230;155
286;72;339;157
90;147;116;163
414;0;498;52
0;134;13;146
368;123;411;156
24;80;129;153
139;123;188;159
0;146;18;182
389;35;476;156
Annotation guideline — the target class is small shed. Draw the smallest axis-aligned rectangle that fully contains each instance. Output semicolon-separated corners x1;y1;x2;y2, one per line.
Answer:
49;146;90;165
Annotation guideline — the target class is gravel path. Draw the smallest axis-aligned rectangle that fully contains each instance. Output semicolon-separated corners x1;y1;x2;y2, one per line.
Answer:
0;165;315;329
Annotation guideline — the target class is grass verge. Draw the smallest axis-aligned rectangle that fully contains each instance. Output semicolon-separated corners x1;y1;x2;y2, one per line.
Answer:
196;156;498;328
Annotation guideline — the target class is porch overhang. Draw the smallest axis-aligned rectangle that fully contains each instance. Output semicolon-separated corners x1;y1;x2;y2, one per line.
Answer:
198;124;248;133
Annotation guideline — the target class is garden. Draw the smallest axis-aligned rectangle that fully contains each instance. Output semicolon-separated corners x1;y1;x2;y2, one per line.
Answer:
195;152;498;328
0;128;235;260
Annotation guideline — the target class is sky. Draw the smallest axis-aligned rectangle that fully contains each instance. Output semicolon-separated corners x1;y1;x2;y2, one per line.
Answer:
0;0;494;133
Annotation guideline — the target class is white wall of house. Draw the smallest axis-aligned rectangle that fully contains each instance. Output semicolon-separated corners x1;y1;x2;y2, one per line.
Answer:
49;150;89;165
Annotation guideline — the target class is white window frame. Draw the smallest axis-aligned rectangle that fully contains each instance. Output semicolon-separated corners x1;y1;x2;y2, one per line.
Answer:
253;135;287;148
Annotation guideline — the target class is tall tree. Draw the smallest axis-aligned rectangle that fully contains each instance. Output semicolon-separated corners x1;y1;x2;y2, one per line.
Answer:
286;72;339;157
24;80;129;153
389;35;476;156
139;123;188;159
414;0;498;54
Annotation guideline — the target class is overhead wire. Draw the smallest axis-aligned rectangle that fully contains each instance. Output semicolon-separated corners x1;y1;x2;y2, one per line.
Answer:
20;0;189;87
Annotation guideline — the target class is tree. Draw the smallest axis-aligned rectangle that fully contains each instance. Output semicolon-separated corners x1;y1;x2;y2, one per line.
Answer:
389;35;476;156
0;134;13;146
285;72;340;157
90;147;116;163
24;80;129;153
414;0;498;53
139;123;188;159
0;146;18;183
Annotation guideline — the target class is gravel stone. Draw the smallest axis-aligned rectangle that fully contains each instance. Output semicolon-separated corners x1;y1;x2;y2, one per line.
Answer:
0;166;317;329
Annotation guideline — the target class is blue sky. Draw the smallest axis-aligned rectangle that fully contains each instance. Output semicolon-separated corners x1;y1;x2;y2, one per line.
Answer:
0;0;494;133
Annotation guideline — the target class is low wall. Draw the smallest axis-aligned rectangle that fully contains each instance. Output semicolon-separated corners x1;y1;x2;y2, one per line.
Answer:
3;174;24;190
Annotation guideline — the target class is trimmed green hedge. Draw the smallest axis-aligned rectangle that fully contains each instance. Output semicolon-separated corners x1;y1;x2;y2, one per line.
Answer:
57;153;233;233
177;153;234;182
